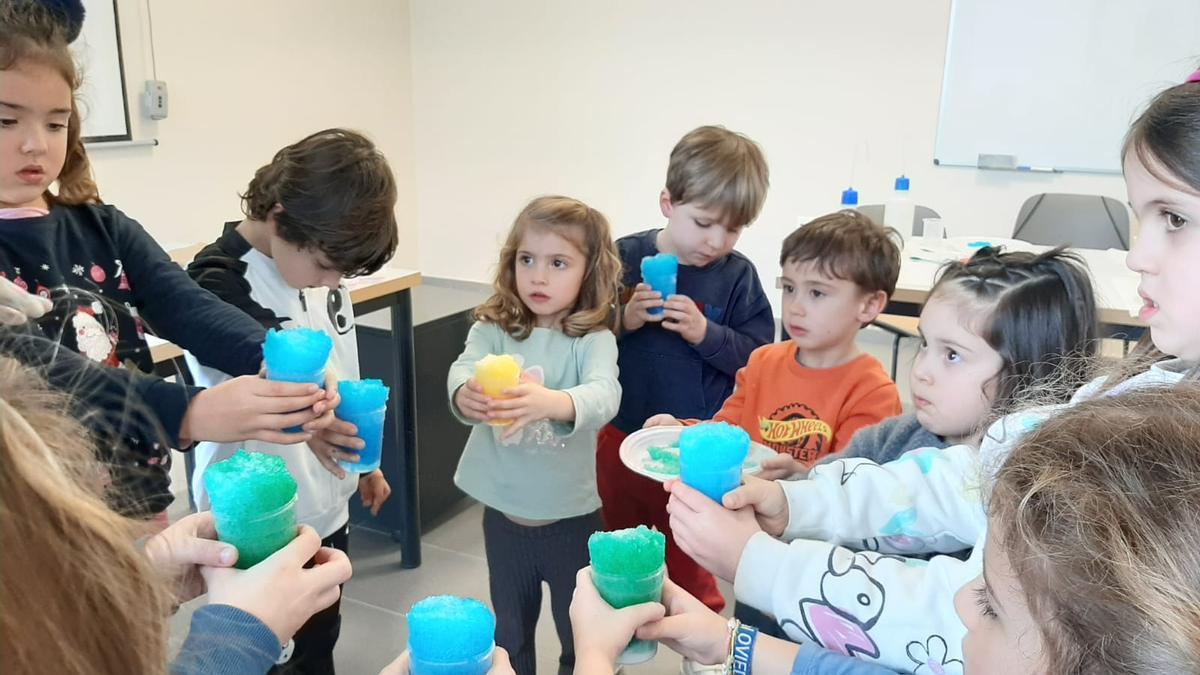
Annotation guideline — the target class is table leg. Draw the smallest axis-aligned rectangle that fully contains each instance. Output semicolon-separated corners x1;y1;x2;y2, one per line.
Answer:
389;289;422;568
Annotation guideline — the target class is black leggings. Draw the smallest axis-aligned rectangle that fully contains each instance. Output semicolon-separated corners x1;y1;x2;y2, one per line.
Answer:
482;507;602;675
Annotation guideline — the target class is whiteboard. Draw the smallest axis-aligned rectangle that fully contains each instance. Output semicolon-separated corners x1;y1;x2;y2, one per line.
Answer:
71;0;131;141
934;0;1200;174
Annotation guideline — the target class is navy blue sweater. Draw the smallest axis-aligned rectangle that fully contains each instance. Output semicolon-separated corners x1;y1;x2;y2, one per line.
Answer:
612;229;774;432
0;204;266;514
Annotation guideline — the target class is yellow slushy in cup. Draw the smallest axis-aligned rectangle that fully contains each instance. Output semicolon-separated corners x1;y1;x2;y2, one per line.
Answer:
475;354;521;426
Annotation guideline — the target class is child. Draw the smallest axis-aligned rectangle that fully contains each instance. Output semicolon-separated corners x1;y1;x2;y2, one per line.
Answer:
646;210;904;475
184;128;398;673
836;244;1098;467
666;245;1098;672
672;71;1200;673
447;195;623;675
0;1;332;516
597;125;775;612
572;388;1200;675
0;355;353;675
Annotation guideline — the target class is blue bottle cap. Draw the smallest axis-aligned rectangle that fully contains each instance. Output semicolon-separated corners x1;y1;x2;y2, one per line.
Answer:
840;187;859;207
894;175;910;191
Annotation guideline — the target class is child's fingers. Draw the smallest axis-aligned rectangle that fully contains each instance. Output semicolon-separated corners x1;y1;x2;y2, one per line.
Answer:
253;429;313;445
305;437;348;478
256;380;322;397
269;408;323;430
667;480;715;512
256;390;327;413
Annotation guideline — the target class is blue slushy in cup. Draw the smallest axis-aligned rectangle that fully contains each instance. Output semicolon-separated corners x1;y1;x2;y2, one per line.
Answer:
262;327;333;432
407;595;495;674
640;253;678;316
334;379;390;474
679;422;750;502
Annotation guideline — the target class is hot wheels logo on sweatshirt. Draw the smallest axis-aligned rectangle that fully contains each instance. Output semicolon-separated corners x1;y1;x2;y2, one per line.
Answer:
758;402;832;461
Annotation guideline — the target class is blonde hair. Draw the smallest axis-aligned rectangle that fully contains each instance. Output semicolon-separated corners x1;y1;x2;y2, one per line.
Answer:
0;1;101;206
0;357;171;674
475;196;622;340
666;125;769;228
990;385;1200;673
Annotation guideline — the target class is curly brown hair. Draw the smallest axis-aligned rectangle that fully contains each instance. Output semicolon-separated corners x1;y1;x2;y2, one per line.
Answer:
241;128;399;277
991;385;1200;673
0;0;101;206
475;196;622;340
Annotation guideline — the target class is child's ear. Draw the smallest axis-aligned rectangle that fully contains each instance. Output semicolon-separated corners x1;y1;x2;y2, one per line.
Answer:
265;204;285;234
858;290;889;323
659;189;674;219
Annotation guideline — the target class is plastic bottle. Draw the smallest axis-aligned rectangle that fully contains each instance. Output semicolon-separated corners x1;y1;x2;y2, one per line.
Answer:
840;186;859;210
883;175;915;233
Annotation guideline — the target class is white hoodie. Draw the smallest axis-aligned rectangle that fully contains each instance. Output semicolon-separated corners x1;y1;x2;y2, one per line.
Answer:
734;360;1190;673
184;229;359;539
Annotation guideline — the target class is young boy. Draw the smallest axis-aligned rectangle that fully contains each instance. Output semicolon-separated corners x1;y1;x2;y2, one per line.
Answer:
596;125;776;613
648;210;904;474
185;128;399;674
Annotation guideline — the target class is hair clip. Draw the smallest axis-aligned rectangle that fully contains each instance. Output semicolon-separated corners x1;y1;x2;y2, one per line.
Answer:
1188;69;1200;84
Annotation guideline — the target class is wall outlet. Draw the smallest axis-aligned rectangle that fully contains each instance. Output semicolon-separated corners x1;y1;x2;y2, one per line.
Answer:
142;80;168;120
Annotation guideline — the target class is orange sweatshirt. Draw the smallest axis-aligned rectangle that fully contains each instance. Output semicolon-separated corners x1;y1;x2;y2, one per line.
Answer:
708;341;902;465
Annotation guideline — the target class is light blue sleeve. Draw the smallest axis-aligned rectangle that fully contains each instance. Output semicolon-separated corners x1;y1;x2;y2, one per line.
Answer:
791;644;901;674
560;329;620;436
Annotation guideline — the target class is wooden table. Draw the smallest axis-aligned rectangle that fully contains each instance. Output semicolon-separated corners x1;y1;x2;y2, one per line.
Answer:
888;237;1146;339
153;253;426;568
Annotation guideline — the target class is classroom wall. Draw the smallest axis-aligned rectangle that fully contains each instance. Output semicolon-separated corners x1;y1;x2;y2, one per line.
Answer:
84;0;419;267
409;0;1131;295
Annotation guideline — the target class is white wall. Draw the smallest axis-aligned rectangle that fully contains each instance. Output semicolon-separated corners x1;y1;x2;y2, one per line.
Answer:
410;0;1130;290
84;0;418;266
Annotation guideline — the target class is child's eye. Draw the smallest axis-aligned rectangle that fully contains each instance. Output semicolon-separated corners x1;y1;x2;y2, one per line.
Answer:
781;283;795;294
0;118;16;128
694;219;711;228
974;587;998;619
48;123;67;132
552;259;567;269
1163;209;1189;231
946;349;960;363
918;338;928;350
809;289;824;299
518;255;534;266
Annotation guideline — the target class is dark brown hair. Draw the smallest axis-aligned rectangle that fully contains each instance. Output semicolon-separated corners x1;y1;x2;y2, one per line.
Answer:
991;385;1200;673
932;247;1098;418
242;128;398;277
666;125;769;228
0;0;100;206
780;209;901;296
474;195;622;340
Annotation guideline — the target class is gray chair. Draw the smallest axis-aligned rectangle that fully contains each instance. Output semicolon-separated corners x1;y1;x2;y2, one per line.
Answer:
855;204;941;380
856;204;942;236
1012;193;1130;250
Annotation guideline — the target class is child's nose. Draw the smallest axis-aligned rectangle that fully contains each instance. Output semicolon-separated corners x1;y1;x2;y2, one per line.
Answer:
21;129;48;155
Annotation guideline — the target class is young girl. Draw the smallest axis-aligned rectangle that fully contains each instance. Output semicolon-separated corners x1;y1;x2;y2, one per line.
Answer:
667;70;1200;673
836;244;1098;469
0;356;352;675
447;195;623;675
569;387;1200;675
0;2;332;516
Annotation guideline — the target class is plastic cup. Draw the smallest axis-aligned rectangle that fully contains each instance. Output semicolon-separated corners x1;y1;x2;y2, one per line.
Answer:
640;253;678;316
588;526;667;665
262;327;334;432
592;565;666;664
204;450;299;569
408;595;496;675
334;379;390;474
474;354;521;427
678;423;751;503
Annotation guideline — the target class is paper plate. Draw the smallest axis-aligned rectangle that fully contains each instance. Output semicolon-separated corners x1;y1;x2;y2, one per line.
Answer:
618;426;776;483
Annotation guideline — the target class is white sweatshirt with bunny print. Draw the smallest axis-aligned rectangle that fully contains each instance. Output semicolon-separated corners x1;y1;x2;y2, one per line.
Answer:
734;360;1189;674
